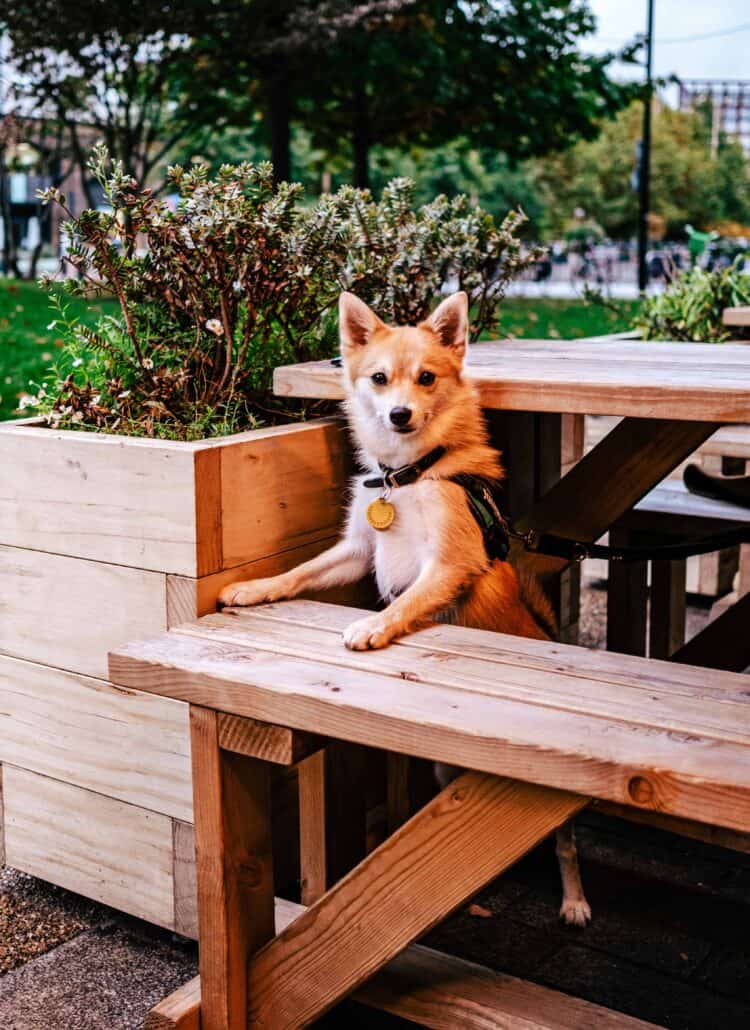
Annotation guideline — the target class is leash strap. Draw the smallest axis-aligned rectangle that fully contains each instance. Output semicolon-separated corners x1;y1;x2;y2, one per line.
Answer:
513;526;750;563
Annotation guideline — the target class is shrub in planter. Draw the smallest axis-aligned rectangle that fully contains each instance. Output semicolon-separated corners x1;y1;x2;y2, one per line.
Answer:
637;260;750;342
30;145;538;439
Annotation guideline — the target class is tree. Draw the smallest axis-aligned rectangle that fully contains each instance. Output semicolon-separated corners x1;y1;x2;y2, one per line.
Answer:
299;0;636;187
1;0;212;200
530;100;750;239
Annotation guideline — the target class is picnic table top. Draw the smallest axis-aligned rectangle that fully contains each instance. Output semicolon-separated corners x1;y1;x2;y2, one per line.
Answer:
273;339;750;422
109;600;750;833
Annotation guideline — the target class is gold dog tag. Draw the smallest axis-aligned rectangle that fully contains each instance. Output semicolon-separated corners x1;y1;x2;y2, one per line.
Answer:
367;497;395;531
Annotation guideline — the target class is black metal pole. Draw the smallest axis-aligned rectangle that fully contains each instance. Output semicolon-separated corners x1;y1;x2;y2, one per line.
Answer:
637;0;654;293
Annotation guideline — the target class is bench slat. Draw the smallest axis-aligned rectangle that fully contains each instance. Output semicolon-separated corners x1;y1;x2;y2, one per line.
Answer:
109;604;750;832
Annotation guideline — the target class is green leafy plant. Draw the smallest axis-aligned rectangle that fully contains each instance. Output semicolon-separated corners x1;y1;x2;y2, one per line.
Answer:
637;261;750;343
30;145;538;439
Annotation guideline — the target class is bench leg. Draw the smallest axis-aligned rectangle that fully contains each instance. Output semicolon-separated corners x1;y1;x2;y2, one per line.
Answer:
190;706;275;1030
607;528;648;656
297;749;326;904
649;558;686;659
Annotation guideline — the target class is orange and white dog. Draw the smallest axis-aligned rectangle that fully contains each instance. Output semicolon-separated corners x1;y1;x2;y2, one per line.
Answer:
218;291;591;925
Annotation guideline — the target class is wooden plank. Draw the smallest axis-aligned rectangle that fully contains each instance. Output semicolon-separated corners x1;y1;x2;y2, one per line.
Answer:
670;592;750;672
0;423;199;574
0;653;191;821
190;707;275;1030
699;424;750;459
325;741;370;884
607;529;648;657
167;537;377;625
219;419;352;570
173;820;199;939
194;447;223;576
273;340;750;421
0;764;4;867
387;752;412;833
593;800;750;856
297;749;327;905
3;766;174;927
516;417;718;578
216;713;322;765
649;559;686;660
108;611;750;832
145;976;201;1030
624;479;750;530
156;935;660;1030
177;608;750;747
246;773;585;1026
0;545;168;679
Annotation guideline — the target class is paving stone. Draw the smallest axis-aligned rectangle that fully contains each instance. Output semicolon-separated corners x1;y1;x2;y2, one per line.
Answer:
535;943;750;1030
0;919;197;1030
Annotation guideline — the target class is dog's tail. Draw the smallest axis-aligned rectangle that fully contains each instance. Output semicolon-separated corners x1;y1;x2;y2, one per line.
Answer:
518;569;559;641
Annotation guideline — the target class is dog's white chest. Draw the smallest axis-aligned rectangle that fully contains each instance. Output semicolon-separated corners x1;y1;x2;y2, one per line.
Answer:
370;488;430;600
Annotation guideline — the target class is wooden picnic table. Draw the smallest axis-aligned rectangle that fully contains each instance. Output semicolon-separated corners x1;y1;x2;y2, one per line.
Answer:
275;338;750;664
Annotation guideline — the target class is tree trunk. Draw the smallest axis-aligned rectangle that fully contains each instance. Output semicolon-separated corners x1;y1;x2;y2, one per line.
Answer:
0;159;21;278
268;63;291;185
353;80;370;190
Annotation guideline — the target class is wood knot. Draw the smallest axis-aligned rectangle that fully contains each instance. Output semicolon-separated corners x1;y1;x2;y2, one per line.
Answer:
627;775;654;805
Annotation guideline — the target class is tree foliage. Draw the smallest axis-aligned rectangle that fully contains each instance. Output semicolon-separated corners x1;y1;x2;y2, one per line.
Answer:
530;101;750;238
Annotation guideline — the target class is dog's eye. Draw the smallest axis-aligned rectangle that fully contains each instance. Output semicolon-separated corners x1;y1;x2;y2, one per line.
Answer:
371;372;387;386
418;370;436;386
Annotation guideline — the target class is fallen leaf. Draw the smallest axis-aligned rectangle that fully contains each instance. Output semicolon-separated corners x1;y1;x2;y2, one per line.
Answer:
468;903;492;919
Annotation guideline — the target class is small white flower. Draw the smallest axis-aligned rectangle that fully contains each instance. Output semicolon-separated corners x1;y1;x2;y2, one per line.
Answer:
142;358;154;370
37;388;46;399
91;394;101;405
71;411;84;423
18;394;36;410
205;318;223;336
72;357;84;368
118;390;131;399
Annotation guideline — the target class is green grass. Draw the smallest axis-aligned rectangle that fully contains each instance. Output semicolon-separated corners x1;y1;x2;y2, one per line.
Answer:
0;279;117;421
496;297;641;340
0;279;640;422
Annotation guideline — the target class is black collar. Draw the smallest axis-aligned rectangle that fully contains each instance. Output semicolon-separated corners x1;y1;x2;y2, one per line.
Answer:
363;446;447;489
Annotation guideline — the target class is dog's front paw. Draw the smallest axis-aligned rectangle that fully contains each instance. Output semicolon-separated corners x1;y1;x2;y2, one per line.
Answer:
343;615;395;651
217;578;282;609
560;898;592;927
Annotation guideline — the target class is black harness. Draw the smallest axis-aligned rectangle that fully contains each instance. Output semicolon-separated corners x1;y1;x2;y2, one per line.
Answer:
363;447;510;562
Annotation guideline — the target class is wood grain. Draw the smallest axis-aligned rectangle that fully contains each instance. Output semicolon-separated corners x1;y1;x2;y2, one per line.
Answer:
670;592;750;672
173;820;198;939
108;603;750;831
194;447;223;576
0;422;199;574
246;772;585;1027
649;559;686;660
216;713;322;765
516;417;717;578
151;936;659;1030
593;801;750;856
0;653;192;820
2;766;174;927
297;749;327;905
0;544;168;679
219;419;352;570
273;340;750;421
0;764;4;867
190;707;275;1030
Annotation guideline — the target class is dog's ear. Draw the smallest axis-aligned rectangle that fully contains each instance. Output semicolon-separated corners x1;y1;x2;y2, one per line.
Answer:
421;292;468;357
339;292;384;353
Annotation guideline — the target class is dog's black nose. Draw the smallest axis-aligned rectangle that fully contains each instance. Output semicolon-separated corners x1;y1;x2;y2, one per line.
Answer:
389;406;412;427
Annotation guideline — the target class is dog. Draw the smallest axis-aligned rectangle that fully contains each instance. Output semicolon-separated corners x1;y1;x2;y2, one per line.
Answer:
218;290;591;926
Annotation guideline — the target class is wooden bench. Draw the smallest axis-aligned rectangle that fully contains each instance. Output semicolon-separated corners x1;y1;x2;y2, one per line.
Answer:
608;479;750;660
109;599;750;1030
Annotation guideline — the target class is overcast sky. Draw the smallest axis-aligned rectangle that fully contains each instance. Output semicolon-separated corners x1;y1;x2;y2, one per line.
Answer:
585;0;749;99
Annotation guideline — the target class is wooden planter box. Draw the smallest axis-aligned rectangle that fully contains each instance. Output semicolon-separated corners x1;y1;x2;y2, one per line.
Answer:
0;416;355;934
